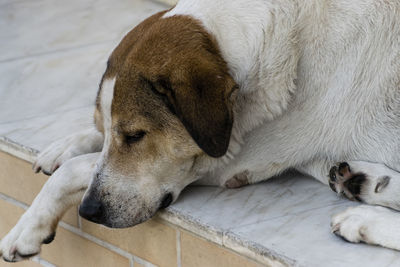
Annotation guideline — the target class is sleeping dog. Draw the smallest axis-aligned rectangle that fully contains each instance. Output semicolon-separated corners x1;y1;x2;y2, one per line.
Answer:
2;0;400;261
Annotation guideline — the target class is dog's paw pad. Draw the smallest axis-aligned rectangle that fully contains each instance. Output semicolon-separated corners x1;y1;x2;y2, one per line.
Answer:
328;162;367;201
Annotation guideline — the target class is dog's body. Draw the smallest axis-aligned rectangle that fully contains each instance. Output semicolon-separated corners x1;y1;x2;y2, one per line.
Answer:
2;0;400;261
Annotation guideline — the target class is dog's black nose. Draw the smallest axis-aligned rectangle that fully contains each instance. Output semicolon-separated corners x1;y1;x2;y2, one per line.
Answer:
79;197;104;223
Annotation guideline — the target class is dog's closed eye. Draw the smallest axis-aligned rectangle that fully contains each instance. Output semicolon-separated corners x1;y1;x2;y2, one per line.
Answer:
125;131;146;145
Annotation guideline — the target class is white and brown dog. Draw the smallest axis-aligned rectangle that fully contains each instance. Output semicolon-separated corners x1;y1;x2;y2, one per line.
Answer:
2;0;400;261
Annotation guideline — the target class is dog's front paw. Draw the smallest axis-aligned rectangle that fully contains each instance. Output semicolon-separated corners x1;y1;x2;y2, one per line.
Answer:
33;138;72;175
0;212;55;262
331;205;394;247
33;129;103;175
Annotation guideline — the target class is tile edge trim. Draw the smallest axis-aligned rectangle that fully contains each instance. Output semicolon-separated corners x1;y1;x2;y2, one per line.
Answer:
0;136;38;163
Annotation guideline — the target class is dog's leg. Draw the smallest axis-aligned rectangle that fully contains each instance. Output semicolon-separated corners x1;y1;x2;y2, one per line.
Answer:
218;148;297;188
0;153;99;262
331;205;400;250
327;161;400;209
223;169;274;188
297;159;332;185
33;128;103;175
220;161;292;189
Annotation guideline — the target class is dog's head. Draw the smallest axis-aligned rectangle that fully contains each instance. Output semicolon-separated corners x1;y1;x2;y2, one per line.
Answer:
79;12;237;228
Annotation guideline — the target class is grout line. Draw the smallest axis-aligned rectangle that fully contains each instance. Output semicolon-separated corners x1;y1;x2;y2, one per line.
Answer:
77;207;82;229
0;193;29;210
59;222;157;267
157;209;224;245
0;195;59;266
59;222;133;259
132;255;157;267
32;256;57;267
176;230;181;267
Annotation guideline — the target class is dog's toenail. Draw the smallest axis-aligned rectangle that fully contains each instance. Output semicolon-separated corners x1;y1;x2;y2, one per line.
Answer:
43;232;56;244
338;162;350;176
42;170;52;176
51;164;60;173
16;251;38;259
332;224;340;234
9;246;17;257
329;167;337;181
3;257;14;262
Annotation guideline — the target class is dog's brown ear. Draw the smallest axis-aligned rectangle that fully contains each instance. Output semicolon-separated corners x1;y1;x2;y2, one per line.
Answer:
155;61;237;158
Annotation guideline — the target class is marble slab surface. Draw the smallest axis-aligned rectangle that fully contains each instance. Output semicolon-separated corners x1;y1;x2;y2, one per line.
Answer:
170;176;400;266
1;0;400;266
0;0;166;61
0;43;108;122
228;202;400;267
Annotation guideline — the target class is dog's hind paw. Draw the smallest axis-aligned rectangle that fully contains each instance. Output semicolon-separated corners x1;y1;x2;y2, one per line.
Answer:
331;205;397;248
328;162;368;201
328;161;395;206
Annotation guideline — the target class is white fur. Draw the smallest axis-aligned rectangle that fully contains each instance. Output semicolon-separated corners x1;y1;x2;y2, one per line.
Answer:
169;0;400;251
167;0;400;184
99;77;115;159
332;205;400;250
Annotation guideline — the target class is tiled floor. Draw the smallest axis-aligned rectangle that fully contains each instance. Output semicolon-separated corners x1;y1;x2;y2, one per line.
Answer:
1;0;400;266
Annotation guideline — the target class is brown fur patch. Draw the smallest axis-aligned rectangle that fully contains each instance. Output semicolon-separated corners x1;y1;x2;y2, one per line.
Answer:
98;12;238;157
